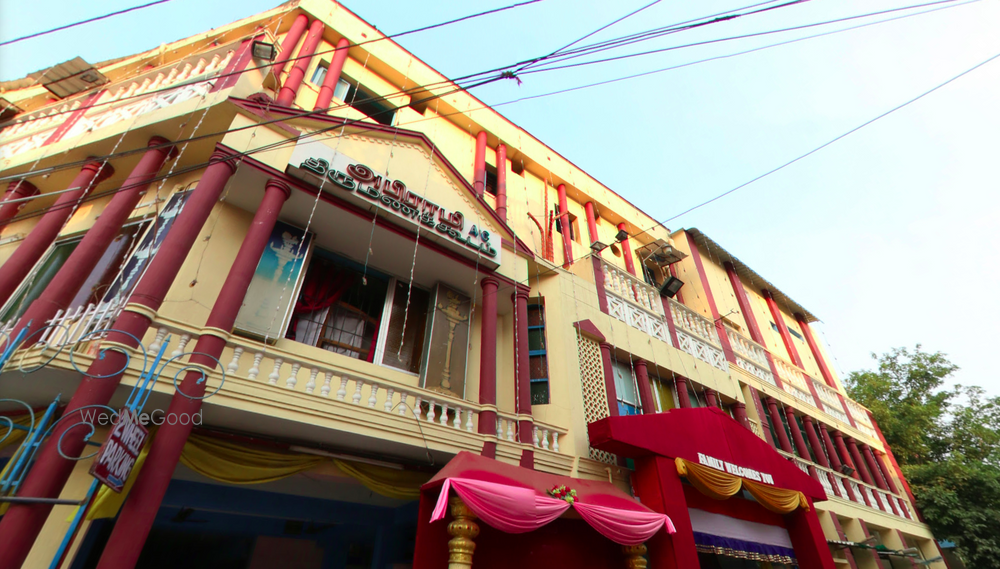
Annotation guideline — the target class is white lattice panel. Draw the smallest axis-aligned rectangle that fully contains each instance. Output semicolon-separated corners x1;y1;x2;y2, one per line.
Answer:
578;336;616;464
677;330;727;371
736;355;776;385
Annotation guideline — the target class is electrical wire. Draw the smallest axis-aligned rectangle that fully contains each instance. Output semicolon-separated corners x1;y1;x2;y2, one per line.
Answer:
0;0;177;47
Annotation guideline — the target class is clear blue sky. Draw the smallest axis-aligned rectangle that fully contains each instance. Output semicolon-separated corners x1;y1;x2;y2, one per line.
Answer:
2;0;999;396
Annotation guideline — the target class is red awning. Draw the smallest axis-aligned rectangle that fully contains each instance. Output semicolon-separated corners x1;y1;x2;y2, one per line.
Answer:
588;407;825;501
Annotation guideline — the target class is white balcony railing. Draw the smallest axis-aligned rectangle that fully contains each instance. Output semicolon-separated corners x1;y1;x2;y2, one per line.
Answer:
773;357;815;406
843;398;879;439
141;320;567;455
811;379;851;425
725;328;776;385
601;261;671;344
667;299;727;371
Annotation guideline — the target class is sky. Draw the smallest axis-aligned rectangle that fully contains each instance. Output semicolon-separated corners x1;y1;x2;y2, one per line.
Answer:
2;0;999;396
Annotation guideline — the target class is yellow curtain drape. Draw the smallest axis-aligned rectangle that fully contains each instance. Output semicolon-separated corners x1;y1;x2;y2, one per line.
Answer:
332;459;428;501
743;479;810;514
675;457;808;513
675;458;743;500
0;415;34;450
79;434;429;520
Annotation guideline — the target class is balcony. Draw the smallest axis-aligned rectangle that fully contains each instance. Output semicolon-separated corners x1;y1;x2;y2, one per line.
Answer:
772;356;816;407
725;327;776;386
2;304;569;463
811;378;852;426
667;298;727;371
782;452;914;521
600;260;671;344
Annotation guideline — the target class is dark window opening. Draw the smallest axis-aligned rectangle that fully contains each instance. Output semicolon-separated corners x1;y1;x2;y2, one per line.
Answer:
380;281;430;374
335;76;396;126
310;61;329;85
528;300;549;405
770;320;804;341
484;164;498;196
553;204;578;242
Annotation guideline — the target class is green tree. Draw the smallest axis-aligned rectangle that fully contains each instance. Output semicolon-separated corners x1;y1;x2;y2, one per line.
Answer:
846;346;1000;569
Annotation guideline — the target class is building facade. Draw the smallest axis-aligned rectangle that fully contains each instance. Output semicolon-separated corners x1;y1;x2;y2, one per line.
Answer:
0;1;946;568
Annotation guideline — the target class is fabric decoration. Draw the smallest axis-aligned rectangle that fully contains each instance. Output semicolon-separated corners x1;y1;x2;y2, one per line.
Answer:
693;531;797;564
431;477;675;546
79;433;428;520
675;458;808;513
0;415;33;450
675;457;742;500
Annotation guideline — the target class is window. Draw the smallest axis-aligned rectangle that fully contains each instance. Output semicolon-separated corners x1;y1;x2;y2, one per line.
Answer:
612;359;641;416
770;320;804;341
378;280;430;374
484;164;498;196
310;61;329;85
553;204;578;242
333;76;396;126
527;301;549;405
1;221;148;322
651;373;675;412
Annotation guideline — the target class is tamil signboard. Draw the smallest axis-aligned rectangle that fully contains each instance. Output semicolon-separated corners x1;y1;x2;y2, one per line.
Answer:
89;409;148;493
286;139;501;268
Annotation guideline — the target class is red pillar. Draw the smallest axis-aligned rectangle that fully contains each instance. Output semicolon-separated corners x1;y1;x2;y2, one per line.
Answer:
766;398;794;453
271;14;309;79
472;131;487;197
599;342;620;417
477;276;499;456
874;450;900;494
0;160;113;308
634;359;655;414
10;137;176;345
801;416;829;468
632;456;699;569
784;497;837;569
820;424;842;471
494;144;508;222
684;232;736;363
512;289;532;446
795;313;838;388
704;389;718;408
847;438;874;485
0;180;39;225
314;37;350;110
833;431;860;481
0;152;237;568
585;202;609;314
784;406;810;461
733;402;750;429
557;184;573;267
584;202;599;245
762;289;804;368
674;376;691;409
827;512;860;569
95;179;291;569
616;222;635;275
725;261;783;386
748;386;775;447
861;445;888;490
276;19;325;107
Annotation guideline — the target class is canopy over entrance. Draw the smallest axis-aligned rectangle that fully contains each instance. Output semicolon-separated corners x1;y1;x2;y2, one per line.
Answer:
413;451;673;569
589;407;824;500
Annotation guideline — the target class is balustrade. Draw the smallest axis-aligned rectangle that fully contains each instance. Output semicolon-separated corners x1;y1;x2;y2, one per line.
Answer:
725;328;776;385
600;261;671;344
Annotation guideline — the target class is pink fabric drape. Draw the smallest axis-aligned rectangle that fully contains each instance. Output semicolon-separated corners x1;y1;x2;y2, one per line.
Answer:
431;477;674;545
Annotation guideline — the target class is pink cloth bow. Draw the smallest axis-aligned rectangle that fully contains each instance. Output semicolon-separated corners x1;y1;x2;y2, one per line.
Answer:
430;477;675;545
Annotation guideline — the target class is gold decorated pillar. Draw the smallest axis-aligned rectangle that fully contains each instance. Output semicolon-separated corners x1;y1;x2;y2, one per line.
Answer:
622;543;648;569
447;496;480;569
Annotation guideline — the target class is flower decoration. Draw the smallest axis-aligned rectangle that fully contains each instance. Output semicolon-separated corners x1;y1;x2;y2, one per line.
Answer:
548;484;578;504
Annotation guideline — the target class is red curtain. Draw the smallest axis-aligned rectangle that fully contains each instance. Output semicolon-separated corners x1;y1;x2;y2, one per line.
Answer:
286;261;356;338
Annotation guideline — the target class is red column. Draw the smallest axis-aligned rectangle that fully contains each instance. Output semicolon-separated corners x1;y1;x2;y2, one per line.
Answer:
494;144;508;222
785;497;837;569
472;131;487;197
795;313;837;388
586;202;609;314
801;416;829;468
271;14;309;79
557;184;573;267
733;402;750;429
634;359;655;414
704;389;718;408
724;262;783;387
11;137;176;345
477;276;499;452
0;180;39;225
512;289;532;444
833;431;860;481
314;38;350;110
616;222;635;275
0;160;113;308
599;342;620;417
827;512;860;569
784;406;810;461
748;386;775;447
874;450;900;494
847;438;874;485
765;398;794;453
276;19;325;107
95;180;291;569
762;289;804;367
584;201;599;245
674;376;691;409
0;152;237;568
820;424;842;471
632;456;700;569
684;232;736;363
861;445;888;490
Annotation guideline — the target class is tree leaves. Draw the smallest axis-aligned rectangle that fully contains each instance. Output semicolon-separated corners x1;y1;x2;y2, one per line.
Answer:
846;346;1000;569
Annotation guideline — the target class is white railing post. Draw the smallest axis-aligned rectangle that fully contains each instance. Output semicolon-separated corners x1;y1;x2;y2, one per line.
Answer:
268;358;283;385
248;352;263;380
227;347;244;373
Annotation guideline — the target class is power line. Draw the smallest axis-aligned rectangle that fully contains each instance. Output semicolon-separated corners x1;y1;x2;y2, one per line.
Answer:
637;46;1000;238
0;0;177;47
